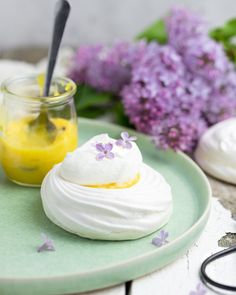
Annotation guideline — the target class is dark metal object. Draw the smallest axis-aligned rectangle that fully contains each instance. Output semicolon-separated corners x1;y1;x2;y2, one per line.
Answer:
43;0;70;96
200;245;236;292
28;0;71;141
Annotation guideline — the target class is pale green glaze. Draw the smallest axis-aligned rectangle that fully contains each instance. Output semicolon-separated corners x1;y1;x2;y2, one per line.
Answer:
0;118;211;295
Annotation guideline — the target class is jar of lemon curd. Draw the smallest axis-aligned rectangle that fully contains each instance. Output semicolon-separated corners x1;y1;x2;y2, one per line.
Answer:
0;75;78;187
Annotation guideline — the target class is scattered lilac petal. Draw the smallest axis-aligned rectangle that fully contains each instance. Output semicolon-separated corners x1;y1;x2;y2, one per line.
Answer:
189;282;207;295
95;143;105;152
116;139;124;147
152;230;169;247
160;230;169;240
37;233;55;253
116;131;137;149
96;153;105;161
105;143;113;152
95;142;115;161
125;141;132;149
129;136;137;141
152;238;163;247
121;131;130;140
105;152;115;159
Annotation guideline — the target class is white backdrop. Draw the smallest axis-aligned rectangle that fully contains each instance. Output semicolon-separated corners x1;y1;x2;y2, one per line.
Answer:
1;0;236;50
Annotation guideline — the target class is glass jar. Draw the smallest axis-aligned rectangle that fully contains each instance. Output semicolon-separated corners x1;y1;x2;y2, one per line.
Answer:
0;74;78;187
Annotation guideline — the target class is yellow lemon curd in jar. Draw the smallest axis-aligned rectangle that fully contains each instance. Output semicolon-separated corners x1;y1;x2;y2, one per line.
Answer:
1;117;78;186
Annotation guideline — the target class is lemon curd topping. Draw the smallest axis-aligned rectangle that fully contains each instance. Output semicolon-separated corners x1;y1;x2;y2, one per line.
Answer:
1;117;78;186
84;173;140;189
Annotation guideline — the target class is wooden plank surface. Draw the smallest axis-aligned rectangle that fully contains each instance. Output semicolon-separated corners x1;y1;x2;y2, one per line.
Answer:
130;198;236;295
208;175;236;220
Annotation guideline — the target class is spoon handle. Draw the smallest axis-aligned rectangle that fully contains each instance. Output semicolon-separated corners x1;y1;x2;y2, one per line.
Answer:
43;0;70;96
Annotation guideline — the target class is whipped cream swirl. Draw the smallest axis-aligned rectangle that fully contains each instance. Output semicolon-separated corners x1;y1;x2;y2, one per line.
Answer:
60;134;142;185
41;163;172;240
41;133;173;240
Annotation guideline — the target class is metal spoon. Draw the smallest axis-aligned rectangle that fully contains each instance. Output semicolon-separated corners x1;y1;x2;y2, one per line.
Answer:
28;0;71;142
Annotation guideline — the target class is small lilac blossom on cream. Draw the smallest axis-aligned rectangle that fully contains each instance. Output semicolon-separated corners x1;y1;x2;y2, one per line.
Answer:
152;230;169;247
95;143;115;160
189;282;207;295
116;132;137;149
37;233;55;253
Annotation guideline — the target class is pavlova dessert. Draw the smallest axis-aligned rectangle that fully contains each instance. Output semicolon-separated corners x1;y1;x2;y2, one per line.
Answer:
195;118;236;184
41;132;173;240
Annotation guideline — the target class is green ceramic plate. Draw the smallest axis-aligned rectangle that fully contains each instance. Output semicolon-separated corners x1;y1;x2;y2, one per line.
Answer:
0;118;211;295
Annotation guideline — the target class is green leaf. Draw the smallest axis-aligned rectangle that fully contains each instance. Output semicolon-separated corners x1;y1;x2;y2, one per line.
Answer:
136;19;168;44
224;42;236;64
73;84;117;119
210;18;236;41
113;102;133;128
75;84;113;111
77;107;107;119
210;18;236;64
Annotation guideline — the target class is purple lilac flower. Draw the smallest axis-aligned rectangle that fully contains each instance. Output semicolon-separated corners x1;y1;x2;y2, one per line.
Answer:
166;7;236;93
204;93;236;125
183;37;229;82
121;43;188;133
166;6;207;53
68;7;236;153
95;143;115;160
122;82;164;133
116;131;137;149
121;42;208;150
152;115;207;153
69;41;146;93
37;233;55;253
202;68;236;124
213;64;236;91
69;44;102;83
189;282;207;295
152;230;169;247
185;73;211;103
131;43;186;85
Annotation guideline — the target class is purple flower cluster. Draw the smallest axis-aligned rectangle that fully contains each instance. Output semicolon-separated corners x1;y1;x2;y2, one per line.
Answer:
121;42;208;151
166;6;207;53
183;37;229;82
69;7;236;153
152;116;206;153
122;7;236;152
70;41;146;93
166;6;236;128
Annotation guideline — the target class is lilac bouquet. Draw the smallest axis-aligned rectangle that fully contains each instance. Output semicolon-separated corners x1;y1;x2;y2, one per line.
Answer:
69;7;236;153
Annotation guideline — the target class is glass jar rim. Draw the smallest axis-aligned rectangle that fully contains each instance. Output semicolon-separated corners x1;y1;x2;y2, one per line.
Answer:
1;74;77;104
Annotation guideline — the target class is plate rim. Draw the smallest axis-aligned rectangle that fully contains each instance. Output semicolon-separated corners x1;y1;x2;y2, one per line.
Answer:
0;118;212;289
